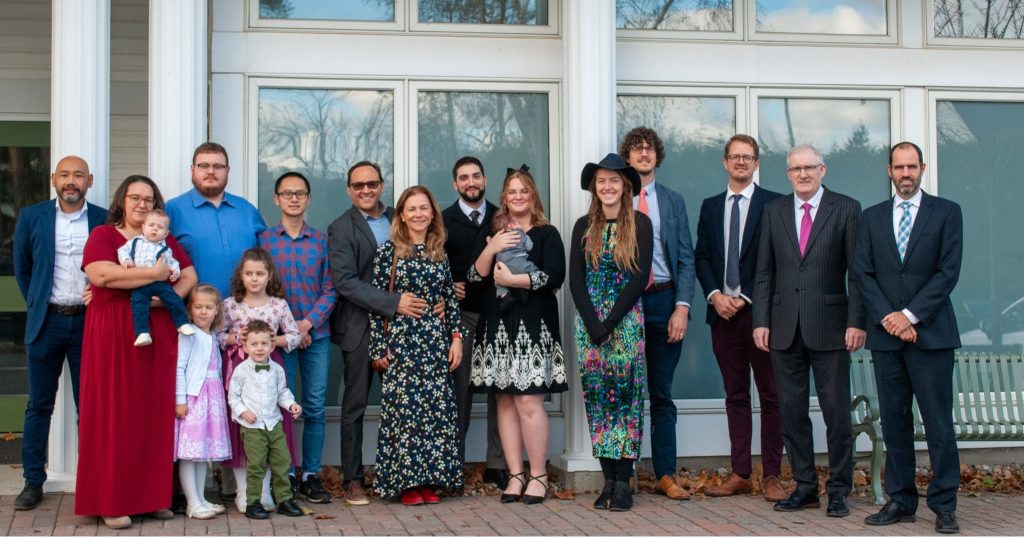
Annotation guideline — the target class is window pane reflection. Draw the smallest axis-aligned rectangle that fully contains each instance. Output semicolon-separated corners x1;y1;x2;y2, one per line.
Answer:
934;0;1024;39
418;91;550;210
419;0;548;24
755;0;888;35
258;0;394;22
616;0;734;31
617;94;736;399
938;100;1024;353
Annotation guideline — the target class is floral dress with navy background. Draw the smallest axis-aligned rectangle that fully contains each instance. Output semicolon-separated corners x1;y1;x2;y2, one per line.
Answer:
569;215;653;460
368;241;463;499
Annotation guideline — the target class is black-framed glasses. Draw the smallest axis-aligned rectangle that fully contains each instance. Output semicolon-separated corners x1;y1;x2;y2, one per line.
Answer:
125;194;156;207
786;164;822;175
726;154;757;163
275;190;309;200
349;180;382;191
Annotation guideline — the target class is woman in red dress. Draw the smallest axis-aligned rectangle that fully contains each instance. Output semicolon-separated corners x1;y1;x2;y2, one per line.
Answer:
76;176;197;529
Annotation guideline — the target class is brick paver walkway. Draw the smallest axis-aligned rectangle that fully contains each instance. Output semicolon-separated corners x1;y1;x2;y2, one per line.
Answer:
4;492;1023;535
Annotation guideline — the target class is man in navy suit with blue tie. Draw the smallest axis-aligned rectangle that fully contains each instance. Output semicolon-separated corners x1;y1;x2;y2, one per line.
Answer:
853;142;963;534
13;156;108;510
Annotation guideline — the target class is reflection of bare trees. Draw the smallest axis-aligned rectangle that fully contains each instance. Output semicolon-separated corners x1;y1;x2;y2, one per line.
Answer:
1;146;50;274
935;0;1024;38
616;0;732;31
259;0;293;18
417;0;544;24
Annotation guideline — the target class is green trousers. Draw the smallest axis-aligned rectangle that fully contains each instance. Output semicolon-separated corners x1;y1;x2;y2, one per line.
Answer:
240;423;293;505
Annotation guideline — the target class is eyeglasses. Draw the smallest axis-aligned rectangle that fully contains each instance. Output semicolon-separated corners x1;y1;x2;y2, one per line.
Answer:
726;154;757;163
125;194;156;207
276;190;309;200
786;164;822;175
349;180;382;191
194;163;228;171
631;145;656;155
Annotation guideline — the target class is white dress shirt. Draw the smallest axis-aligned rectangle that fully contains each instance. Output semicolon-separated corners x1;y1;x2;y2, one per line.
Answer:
793;186;825;237
50;200;89;306
893;190;924;324
458;199;486;222
227;358;296;431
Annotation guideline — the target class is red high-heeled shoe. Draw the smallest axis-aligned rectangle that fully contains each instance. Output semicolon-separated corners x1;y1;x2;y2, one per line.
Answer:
399;488;424;506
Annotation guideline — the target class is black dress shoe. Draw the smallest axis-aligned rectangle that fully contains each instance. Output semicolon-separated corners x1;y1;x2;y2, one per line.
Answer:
773;491;820;512
277;499;304;517
14;485;43;511
593;480;614;510
865;501;916;526
245;503;270;520
609;481;633;512
484;468;511;490
826;493;849;517
935;511;959;534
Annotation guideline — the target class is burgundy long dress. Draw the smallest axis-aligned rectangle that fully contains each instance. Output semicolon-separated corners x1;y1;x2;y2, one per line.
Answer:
75;225;192;516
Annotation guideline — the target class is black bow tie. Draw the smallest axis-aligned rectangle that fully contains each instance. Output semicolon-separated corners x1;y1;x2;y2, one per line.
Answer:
254;364;270;372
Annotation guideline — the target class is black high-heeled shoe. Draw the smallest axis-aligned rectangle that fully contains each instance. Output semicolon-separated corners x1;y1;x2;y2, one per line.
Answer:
594;480;614;510
500;472;526;504
523;473;549;505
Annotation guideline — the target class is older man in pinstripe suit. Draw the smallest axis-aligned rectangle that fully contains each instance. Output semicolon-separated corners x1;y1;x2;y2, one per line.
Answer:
752;145;866;518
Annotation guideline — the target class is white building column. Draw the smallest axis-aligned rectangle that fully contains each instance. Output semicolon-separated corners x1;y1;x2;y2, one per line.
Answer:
47;0;111;492
554;0;617;478
149;0;207;198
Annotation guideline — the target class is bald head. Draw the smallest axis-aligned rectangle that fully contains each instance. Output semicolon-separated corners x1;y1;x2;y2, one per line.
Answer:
51;155;94;212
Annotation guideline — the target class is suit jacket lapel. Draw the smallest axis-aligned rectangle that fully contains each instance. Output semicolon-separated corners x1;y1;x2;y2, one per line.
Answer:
710;192;726;262
740;186;763;260
86;203;106;230
802;189;834;259
902;192;934;264
782;195;801;258
41;202;57;266
350;207;377;248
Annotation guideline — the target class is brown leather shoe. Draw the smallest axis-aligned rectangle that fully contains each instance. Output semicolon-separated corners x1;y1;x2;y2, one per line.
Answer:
655;475;690;500
344;481;370;506
762;475;788;502
706;473;753;497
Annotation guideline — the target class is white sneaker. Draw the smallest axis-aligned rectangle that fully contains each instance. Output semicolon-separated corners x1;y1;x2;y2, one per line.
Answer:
134;333;153;347
186;504;218;520
178;324;196;336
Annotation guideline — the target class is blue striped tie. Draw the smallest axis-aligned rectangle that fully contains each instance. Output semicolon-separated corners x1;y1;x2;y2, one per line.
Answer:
897;200;912;261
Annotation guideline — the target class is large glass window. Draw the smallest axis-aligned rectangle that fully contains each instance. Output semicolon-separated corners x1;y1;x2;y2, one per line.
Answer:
754;0;888;36
416;90;551;210
258;0;394;21
932;0;1024;41
616;0;735;32
936;98;1024;353
755;95;893;206
617;92;739;399
418;0;549;24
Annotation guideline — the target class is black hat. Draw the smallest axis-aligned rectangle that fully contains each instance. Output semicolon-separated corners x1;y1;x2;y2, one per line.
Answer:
580;153;642;195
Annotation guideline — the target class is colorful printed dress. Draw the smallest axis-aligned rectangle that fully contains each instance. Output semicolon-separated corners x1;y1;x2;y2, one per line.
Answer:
175;333;232;461
368;241;463;499
218;297;301;467
568;215;653;460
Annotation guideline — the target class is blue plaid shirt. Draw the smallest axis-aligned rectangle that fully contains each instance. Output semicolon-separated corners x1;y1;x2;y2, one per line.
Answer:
258;222;336;341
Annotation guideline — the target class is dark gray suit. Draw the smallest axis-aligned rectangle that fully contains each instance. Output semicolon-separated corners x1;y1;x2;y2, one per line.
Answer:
853;192;963;515
328;205;399;484
753;187;864;497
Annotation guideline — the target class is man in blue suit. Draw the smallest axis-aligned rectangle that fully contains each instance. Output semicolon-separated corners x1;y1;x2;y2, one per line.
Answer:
695;135;786;502
13;156;107;510
853;142;963;534
619;127;696;500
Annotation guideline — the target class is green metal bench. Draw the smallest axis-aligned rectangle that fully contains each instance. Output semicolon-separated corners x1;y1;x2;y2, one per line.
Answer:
851;352;1024;505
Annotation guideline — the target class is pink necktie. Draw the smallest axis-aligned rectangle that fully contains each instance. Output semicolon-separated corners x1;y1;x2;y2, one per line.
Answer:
636;188;654;288
799;202;812;257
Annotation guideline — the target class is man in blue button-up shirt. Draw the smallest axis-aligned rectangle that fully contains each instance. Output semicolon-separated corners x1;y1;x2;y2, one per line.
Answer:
166;142;267;298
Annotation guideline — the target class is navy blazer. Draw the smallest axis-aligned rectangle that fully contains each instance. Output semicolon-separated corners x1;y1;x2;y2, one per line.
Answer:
13;199;108;345
853;192;963;351
653;183;696;308
694;184;783;325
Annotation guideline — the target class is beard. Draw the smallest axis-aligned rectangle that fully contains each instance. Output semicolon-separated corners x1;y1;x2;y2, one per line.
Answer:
193;178;226;198
58;188;83;205
459;187;485;203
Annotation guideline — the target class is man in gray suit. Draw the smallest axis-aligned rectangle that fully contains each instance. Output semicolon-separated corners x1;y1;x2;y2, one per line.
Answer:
328;161;431;505
752;145;865;518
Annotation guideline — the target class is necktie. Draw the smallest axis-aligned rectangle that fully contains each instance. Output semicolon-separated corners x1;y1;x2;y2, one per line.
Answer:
469;209;480;227
799;202;812;257
726;194;741;289
897;200;912;261
254;364;270;373
636;187;654;288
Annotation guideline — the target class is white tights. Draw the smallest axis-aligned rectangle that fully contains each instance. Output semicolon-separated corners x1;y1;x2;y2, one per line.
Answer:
231;466;275;510
178;460;216;512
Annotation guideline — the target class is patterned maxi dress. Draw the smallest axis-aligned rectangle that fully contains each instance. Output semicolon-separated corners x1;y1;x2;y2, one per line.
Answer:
569;216;653;460
368;241;463;499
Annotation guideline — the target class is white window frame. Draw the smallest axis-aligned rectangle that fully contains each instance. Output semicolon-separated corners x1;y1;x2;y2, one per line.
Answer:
244;77;407;206
411;0;559;35
925;0;1024;47
247;0;405;32
615;1;743;42
748;0;898;44
928;90;1024;197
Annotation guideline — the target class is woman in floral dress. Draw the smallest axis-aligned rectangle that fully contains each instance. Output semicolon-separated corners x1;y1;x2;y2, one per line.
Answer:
569;154;653;512
368;185;463;505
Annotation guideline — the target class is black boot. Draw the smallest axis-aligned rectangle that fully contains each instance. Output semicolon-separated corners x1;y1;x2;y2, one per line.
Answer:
610;481;633;512
594;480;614;510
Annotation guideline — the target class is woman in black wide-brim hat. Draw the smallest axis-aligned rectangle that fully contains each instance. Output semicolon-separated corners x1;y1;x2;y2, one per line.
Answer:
568;153;653;512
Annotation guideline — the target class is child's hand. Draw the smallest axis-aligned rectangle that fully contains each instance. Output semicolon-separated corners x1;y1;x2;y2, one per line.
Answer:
170;268;181;282
289;404;302;419
120;258;135;268
240;410;258;424
175;404;188;418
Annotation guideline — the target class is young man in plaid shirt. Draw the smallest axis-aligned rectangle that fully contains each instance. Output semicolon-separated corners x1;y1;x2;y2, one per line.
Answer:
258;171;336;503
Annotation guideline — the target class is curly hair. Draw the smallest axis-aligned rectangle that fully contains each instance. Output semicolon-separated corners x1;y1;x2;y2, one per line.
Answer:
618;126;665;168
229;248;286;303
